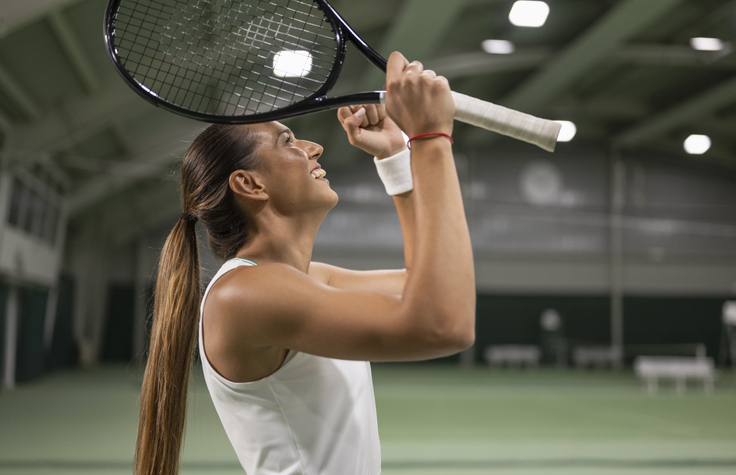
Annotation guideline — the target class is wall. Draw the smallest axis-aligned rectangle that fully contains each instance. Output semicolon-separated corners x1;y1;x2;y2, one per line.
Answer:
312;145;736;295
47;144;736;370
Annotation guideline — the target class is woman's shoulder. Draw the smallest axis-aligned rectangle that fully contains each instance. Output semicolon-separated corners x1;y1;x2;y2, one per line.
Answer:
206;261;318;316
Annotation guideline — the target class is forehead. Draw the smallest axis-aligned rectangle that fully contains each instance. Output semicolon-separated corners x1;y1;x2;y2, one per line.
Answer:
246;121;289;145
248;121;287;135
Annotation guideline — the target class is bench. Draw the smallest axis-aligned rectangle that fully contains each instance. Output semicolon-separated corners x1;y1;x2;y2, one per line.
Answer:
484;345;540;368
633;356;715;394
573;346;622;369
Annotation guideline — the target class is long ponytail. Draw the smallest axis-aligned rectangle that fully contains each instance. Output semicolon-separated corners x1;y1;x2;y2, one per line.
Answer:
134;124;259;474
134;217;200;475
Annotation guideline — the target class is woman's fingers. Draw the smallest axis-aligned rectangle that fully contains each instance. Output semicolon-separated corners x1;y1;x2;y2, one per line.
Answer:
364;105;380;125
385;51;454;137
337;106;366;139
345;104;388;127
405;60;424;74
386;51;410;84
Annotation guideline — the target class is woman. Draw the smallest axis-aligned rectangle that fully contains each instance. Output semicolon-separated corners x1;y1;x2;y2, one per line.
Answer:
135;52;475;475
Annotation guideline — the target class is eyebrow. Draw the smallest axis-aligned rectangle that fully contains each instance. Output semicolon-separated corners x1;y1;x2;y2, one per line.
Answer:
275;128;291;145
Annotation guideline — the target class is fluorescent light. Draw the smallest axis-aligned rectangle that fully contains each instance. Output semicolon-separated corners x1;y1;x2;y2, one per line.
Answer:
482;39;515;54
690;37;725;51
509;1;550;28
554;121;576;142
683;134;711;154
273;50;313;78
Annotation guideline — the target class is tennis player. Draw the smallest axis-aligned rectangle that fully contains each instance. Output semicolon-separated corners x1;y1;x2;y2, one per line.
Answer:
134;52;475;475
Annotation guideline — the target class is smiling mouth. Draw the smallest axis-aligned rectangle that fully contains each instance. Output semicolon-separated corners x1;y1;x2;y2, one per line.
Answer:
311;168;326;179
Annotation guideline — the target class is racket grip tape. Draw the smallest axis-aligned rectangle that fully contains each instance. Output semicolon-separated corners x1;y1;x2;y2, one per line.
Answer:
377;91;561;152
450;91;561;152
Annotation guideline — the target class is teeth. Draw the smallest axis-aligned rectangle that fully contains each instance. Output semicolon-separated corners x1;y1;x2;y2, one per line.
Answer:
312;169;326;179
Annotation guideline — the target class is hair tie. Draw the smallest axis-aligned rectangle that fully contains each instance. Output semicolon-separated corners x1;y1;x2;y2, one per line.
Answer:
180;212;198;223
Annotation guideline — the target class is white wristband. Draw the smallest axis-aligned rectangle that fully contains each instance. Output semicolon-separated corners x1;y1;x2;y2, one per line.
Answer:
373;148;412;195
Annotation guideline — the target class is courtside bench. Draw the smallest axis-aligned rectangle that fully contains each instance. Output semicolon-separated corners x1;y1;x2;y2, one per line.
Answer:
484;345;540;368
573;346;622;369
633;356;715;394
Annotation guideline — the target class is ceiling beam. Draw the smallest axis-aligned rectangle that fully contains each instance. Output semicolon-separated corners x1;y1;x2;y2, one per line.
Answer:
5;74;149;156
0;0;76;36
0;60;41;121
0;108;11;131
613;75;736;148
502;0;687;113
425;44;736;84
48;10;100;93
360;0;472;89
71;177;182;248
644;138;736;173
67;121;206;215
425;49;553;80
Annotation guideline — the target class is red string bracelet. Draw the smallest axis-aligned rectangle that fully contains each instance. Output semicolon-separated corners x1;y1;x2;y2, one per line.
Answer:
407;132;453;149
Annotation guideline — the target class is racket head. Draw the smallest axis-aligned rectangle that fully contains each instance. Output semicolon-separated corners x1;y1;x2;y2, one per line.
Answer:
104;0;350;123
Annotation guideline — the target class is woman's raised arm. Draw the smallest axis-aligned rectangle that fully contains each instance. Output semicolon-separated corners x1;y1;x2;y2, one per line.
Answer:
205;52;475;363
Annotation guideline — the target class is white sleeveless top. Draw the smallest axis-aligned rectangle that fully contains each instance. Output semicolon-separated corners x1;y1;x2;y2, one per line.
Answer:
198;258;381;475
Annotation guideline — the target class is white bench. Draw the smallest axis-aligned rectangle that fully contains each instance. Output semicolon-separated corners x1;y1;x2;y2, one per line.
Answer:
634;356;715;394
484;345;540;368
573;346;622;369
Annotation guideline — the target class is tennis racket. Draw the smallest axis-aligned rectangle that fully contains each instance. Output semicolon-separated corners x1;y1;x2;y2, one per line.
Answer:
104;0;561;151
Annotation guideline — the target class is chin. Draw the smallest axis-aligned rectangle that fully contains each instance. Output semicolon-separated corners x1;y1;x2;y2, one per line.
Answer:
326;190;339;209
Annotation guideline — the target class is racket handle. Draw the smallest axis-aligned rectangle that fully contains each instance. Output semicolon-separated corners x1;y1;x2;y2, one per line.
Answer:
450;91;561;152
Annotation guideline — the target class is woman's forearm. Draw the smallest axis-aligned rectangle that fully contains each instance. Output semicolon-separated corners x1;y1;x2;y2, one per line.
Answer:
401;139;475;346
393;191;416;271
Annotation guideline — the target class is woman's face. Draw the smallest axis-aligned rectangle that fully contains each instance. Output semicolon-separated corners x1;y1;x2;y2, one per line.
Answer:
247;121;338;214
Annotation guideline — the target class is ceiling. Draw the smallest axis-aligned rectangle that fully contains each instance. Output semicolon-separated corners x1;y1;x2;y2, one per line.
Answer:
1;0;735;237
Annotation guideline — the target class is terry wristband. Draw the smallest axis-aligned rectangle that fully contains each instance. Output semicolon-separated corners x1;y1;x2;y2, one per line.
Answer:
373;147;413;195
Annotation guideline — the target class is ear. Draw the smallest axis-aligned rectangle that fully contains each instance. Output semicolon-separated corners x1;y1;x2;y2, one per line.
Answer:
229;170;268;201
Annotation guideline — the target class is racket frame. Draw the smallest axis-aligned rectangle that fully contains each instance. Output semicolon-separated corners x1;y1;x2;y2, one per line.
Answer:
103;0;386;123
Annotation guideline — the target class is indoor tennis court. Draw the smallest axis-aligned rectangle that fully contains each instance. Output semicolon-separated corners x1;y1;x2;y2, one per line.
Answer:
1;365;735;474
2;0;736;474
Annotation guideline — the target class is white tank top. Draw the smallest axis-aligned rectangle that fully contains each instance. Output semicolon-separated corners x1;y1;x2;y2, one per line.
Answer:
198;258;381;475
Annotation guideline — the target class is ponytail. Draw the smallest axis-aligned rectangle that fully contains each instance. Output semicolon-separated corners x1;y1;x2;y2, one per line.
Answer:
134;218;200;475
133;123;258;474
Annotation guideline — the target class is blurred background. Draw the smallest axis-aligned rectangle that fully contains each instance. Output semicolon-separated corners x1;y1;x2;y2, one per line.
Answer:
0;0;735;474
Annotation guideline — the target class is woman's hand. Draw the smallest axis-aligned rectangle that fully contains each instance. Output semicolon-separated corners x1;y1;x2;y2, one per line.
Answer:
337;104;406;159
384;51;454;138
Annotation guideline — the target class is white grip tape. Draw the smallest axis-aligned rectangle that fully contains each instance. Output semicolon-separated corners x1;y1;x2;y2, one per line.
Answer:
377;90;560;152
451;91;561;152
374;148;412;195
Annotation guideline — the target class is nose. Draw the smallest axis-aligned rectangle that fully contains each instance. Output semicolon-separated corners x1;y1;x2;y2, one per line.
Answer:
299;139;323;161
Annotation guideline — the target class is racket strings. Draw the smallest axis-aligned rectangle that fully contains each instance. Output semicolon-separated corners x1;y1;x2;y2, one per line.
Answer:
111;0;338;116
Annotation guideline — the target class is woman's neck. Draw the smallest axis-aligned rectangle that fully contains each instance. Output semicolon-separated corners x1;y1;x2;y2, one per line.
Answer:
235;211;323;273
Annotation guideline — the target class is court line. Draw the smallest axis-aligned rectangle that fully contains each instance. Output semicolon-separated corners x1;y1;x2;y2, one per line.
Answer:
1;458;736;470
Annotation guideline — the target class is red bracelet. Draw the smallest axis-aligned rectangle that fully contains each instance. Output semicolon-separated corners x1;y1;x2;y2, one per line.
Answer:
407;132;453;149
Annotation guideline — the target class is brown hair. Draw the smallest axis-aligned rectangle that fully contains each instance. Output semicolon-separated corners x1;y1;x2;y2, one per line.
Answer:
134;123;259;475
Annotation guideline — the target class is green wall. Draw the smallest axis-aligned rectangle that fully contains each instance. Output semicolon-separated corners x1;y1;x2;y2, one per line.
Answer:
15;287;48;382
47;275;77;370
0;284;6;390
102;284;135;362
474;294;728;364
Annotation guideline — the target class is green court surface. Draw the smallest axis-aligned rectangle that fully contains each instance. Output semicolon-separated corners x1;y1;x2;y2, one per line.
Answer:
0;364;734;475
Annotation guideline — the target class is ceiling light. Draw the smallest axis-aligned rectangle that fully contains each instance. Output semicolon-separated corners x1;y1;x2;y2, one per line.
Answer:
683;134;711;154
482;39;515;54
554;121;576;142
509;1;550;28
689;37;725;51
273;50;312;78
